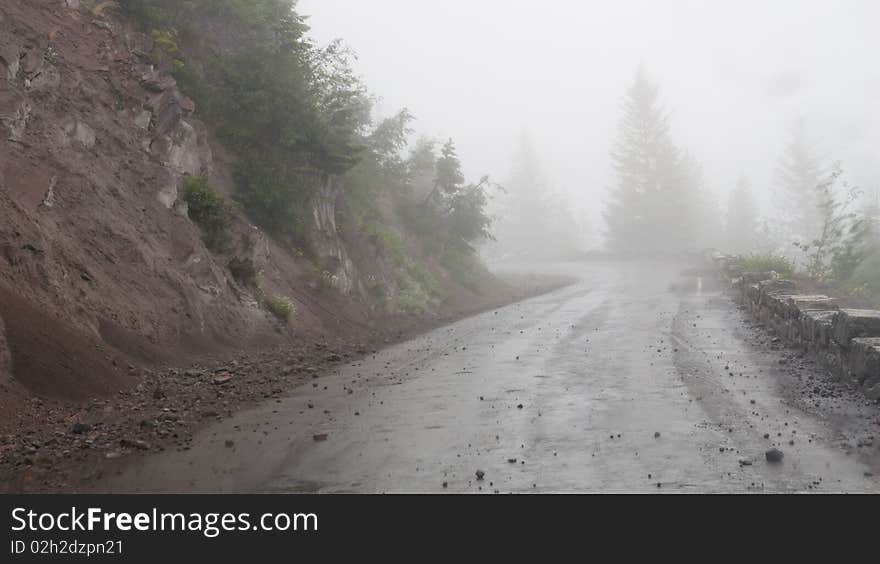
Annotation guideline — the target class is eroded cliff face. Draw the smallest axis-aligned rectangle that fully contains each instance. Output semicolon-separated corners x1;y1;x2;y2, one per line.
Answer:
0;1;270;350
0;1;380;395
0;1;499;402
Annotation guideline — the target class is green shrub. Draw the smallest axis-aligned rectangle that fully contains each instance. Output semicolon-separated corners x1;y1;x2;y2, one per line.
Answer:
151;29;179;55
441;245;489;291
266;295;295;321
735;253;795;279
182;175;230;252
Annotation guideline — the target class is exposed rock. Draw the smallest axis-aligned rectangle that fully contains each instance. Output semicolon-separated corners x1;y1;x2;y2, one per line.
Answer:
92;20;113;33
1;97;31;141
64;119;95;149
134;110;152;130
847;338;880;385
211;373;233;385
799;310;838;350
833;309;880;347
307;175;361;296
120;438;150;450
178;95;196;114
140;71;176;93
228;228;270;286
70;423;91;435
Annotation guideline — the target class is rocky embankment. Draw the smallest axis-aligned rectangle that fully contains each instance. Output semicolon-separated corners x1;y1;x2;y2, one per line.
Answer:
710;252;880;401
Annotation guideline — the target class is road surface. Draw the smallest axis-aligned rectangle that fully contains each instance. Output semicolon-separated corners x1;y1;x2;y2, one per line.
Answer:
106;260;880;493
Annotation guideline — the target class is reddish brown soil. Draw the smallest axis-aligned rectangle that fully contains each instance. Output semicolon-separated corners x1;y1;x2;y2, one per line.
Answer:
0;1;576;492
0;272;570;493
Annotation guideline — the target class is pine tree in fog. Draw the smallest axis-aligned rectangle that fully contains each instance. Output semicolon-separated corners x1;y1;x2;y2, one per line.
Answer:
774;118;824;243
604;68;701;253
726;175;759;253
494;132;550;257
491;132;584;260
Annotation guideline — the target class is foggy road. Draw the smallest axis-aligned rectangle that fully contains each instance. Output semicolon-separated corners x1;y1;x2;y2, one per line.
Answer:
107;260;880;493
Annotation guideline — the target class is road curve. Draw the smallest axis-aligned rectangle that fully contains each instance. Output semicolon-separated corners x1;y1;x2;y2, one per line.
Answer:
105;260;880;493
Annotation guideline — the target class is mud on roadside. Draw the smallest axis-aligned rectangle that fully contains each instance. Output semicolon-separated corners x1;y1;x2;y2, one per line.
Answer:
0;272;574;493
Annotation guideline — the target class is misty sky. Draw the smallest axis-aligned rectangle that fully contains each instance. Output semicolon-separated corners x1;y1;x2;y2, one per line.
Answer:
298;0;880;238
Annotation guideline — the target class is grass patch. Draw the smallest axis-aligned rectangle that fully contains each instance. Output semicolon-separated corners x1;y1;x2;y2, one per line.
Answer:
735;253;795;279
182;175;230;252
266;295;296;321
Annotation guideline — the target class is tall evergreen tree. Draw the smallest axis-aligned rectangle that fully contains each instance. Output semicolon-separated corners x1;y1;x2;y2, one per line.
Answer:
490;132;585;259
604;68;700;253
774;118;824;243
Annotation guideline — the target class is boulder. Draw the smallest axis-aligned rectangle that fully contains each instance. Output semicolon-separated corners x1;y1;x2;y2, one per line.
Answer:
783;295;838;320
134;110;152;130
757;279;797;306
140;71;176;93
800;310;838;350
847;338;880;385
832;309;880;347
228;228;270;286
307;175;361;296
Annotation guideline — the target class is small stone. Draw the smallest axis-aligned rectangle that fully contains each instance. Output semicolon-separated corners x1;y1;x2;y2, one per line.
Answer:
313;433;329;442
765;448;784;463
212;373;233;385
654;431;661;438
475;470;485;481
120;438;150;450
507;458;517;464
224;440;234;448
71;423;91;435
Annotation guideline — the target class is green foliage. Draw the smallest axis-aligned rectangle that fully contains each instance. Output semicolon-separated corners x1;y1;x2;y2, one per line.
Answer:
266;295;296;321
413;139;496;253
736;253;795;279
441;244;489;292
151;29;179;55
122;0;496;314
605;68;704;253
361;220;445;309
121;0;370;240
394;278;437;315
793;165;869;283
182;176;230;252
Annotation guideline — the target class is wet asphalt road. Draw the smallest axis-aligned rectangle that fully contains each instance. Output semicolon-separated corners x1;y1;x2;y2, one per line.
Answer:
107;260;880;493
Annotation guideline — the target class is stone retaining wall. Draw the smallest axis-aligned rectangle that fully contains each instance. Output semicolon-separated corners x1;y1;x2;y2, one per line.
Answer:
706;251;880;401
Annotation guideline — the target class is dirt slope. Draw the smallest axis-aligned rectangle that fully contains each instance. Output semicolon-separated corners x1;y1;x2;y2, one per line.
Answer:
0;1;571;492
